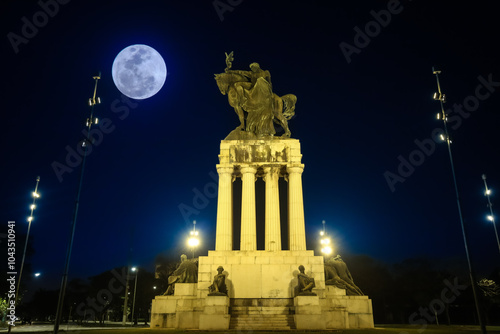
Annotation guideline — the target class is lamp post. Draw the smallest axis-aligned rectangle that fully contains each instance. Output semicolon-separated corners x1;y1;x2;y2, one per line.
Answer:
482;174;500;254
432;68;486;334
16;176;40;302
54;73;101;334
7;177;41;334
319;220;332;256
131;267;138;325
122;266;130;325
187;220;200;258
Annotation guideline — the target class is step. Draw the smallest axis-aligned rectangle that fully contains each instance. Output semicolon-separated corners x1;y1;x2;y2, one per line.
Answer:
231;306;292;315
229;314;296;330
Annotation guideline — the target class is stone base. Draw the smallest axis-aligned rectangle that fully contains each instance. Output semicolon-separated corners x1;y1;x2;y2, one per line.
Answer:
150;256;374;330
150;284;203;329
199;295;230;330
198;250;325;299
321;286;374;329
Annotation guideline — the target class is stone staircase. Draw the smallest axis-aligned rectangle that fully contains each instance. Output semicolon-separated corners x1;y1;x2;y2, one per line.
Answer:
229;298;296;330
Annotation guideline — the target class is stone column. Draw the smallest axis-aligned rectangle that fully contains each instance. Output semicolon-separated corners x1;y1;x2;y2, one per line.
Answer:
263;166;281;251
240;166;257;251
215;166;233;251
287;165;306;250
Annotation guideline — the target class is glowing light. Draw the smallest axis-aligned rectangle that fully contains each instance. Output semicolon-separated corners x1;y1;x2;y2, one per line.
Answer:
30;204;36;210
27;216;33;222
319;231;324;236
32;192;40;198
153;286;157;290
131;267;137;272
188;237;200;247
439;134;445;141
487;215;494;222
486;189;491;196
34;273;41;277
321;246;332;255
436;113;440;120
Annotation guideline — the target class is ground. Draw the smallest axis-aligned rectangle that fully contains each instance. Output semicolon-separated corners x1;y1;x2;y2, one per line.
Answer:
1;324;500;333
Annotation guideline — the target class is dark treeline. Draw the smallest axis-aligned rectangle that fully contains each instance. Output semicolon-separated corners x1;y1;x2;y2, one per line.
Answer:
343;254;500;326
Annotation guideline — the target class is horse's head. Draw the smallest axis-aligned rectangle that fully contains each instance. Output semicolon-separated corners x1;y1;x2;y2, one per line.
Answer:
214;73;230;95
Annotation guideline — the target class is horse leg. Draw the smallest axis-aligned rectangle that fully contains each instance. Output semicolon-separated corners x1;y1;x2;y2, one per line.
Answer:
275;112;291;137
235;106;245;129
228;88;245;130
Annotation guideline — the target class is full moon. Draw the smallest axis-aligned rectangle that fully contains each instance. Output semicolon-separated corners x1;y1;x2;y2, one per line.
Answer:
112;44;167;100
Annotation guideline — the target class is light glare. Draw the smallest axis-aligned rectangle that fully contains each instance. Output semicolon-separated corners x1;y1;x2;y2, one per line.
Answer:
188;237;200;247
27;216;33;222
487;215;494;222
321;246;332;255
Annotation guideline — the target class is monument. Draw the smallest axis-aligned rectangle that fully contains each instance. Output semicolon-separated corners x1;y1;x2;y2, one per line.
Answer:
150;52;374;330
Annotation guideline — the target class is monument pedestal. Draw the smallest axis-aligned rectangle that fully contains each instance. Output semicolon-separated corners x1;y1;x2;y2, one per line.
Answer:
294;295;326;330
150;283;203;329
151;138;374;330
198;250;325;299
199;296;230;330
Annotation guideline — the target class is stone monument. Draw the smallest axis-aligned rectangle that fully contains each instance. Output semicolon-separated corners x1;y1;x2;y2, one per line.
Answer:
150;52;374;330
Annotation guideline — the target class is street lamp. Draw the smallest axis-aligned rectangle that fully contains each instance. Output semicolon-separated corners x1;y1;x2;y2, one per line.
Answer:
187;220;200;258
319;220;333;256
131;267;138;325
16;176;41;302
54;73;101;334
482;174;500;254
7;176;41;334
432;68;485;334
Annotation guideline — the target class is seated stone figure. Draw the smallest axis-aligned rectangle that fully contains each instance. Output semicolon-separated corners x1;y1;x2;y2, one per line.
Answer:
324;255;363;296
164;254;198;295
208;266;227;296
297;265;316;296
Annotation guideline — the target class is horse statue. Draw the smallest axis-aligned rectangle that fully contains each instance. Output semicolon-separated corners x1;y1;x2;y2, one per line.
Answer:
214;52;297;138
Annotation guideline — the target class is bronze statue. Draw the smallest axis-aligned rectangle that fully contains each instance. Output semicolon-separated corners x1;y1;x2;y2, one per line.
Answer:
324;255;363;296
164;254;198;295
214;51;296;139
297;265;316;296
208;266;227;296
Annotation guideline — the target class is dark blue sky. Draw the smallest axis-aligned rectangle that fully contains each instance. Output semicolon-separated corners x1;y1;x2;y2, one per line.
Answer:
2;0;500;291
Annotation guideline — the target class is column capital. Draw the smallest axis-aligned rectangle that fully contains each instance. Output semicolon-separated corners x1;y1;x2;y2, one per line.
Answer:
287;164;304;175
262;166;280;182
240;165;258;174
262;165;281;174
216;165;234;175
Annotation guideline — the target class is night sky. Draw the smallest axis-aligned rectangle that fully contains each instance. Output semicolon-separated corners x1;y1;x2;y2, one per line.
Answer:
2;0;500;293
